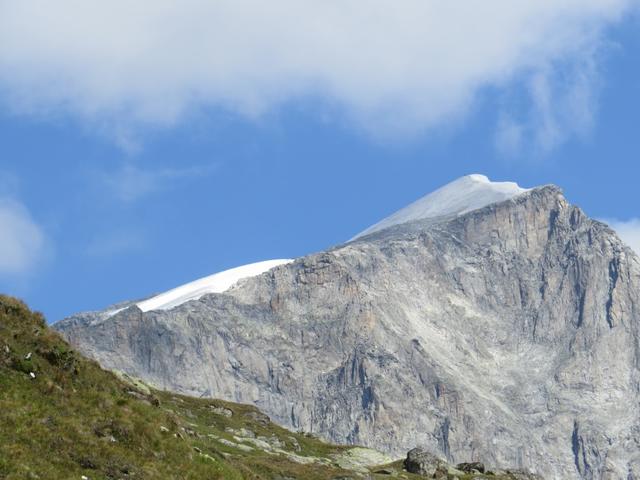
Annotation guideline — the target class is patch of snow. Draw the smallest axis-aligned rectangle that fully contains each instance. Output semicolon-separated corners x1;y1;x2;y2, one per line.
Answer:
352;174;530;240
102;306;127;318
137;259;293;312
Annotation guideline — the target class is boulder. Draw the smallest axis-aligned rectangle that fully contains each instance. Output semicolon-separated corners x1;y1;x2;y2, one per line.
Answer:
210;406;233;417
403;448;447;476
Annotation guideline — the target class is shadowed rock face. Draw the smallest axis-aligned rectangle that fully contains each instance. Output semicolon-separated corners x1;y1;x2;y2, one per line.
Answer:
55;186;640;479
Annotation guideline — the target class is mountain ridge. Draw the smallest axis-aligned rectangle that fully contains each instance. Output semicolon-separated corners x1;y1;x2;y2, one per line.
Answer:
64;176;553;319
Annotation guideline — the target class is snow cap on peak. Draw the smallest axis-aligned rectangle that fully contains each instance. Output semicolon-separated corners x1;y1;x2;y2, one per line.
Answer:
466;173;491;182
352;174;530;240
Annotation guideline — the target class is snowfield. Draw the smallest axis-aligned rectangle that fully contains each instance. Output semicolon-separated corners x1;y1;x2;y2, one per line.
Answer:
137;259;293;312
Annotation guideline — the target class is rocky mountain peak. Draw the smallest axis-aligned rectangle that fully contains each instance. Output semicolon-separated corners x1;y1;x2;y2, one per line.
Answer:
55;179;640;479
351;173;532;240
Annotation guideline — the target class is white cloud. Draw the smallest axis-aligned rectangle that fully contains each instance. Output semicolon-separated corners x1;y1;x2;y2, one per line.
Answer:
496;54;601;156
605;219;640;255
0;1;635;141
100;163;217;202
0;198;46;276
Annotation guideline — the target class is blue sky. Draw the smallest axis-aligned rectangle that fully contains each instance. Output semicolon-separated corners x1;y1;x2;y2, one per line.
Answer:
1;2;639;321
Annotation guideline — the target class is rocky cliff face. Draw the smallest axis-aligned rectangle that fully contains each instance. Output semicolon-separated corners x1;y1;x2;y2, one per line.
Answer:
55;184;640;479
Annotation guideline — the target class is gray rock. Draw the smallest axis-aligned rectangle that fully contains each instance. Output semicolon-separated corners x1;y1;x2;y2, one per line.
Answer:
237;428;256;438
403;448;448;476
457;462;485;473
210;405;233;417
55;185;640;479
505;470;545;480
244;410;270;426
258;434;284;449
287;436;301;452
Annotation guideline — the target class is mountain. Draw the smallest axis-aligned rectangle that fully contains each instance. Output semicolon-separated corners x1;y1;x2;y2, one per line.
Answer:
55;175;640;479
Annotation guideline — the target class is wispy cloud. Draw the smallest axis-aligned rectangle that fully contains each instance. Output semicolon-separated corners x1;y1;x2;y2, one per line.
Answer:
0;197;47;276
495;53;601;156
604;218;640;255
100;163;217;202
85;229;146;257
0;1;634;144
